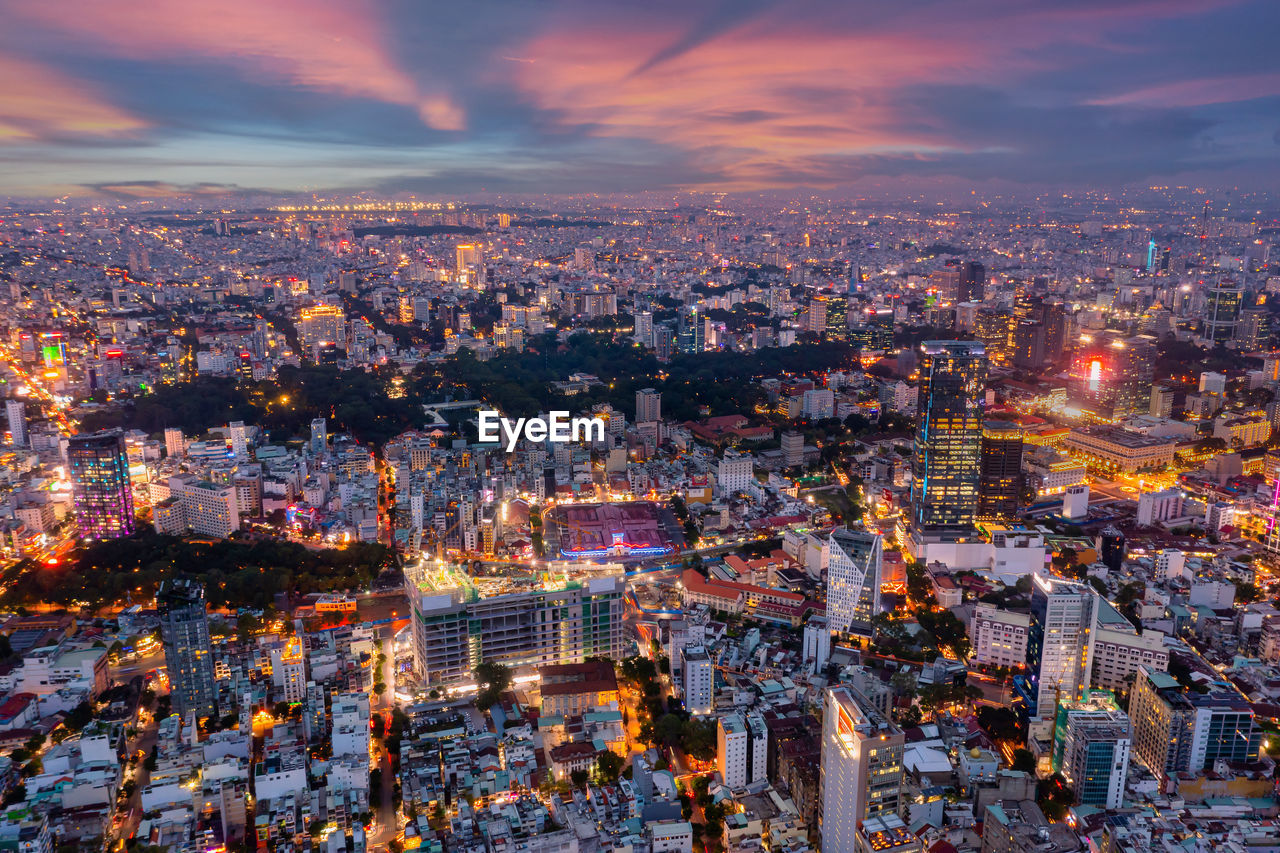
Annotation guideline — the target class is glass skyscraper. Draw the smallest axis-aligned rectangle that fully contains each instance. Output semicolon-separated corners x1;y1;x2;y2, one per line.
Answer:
68;428;135;539
911;340;987;532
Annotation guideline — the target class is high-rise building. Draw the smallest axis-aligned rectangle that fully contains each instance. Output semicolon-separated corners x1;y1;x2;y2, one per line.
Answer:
825;297;848;341
824;528;881;638
974;309;1014;365
5;399;25;447
911;341;987;533
633;311;654;347
805;298;828;335
978;421;1023;521
781;430;804;468
456;244;477;272
1070;331;1155;421
958;261;985;303
677;308;706;354
158;579;218;720
1129;666;1260;789
229;420;247;459
717;450;753;496
68;429;135;540
681;645;713;715
1204;280;1242;344
310;418;327;455
717;712;768;788
164;427;184;458
819;686;903;852
298;305;345;357
636;388;661;424
1024;577;1095;720
1012;320;1045;369
1057;706;1131;810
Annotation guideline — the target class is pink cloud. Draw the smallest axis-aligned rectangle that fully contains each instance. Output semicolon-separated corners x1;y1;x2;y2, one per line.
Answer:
1089;72;1280;107
0;56;145;142
9;0;465;130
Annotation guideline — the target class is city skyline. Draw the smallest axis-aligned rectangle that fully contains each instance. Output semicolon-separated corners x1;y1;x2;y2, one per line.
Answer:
1;0;1279;197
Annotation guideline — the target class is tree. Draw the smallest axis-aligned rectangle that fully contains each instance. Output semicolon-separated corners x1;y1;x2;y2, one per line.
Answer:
1011;748;1036;774
596;751;625;784
473;660;512;710
570;769;590;789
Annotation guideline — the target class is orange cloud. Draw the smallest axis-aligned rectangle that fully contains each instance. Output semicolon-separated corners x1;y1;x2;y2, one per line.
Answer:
509;21;985;187
0;56;145;142
10;0;464;130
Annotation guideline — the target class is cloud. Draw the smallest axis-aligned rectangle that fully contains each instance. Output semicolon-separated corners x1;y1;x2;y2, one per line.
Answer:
6;0;465;130
0;56;145;143
81;181;279;199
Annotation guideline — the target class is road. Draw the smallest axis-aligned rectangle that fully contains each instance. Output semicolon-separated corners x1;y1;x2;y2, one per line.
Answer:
369;626;398;849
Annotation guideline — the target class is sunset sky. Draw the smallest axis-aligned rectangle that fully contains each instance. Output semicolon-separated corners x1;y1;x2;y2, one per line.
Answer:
1;0;1278;197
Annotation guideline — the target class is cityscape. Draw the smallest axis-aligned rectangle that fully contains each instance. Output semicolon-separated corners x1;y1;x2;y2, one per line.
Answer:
1;3;1280;853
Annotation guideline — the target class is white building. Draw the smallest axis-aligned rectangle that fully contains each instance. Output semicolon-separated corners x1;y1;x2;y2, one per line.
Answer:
163;427;184;458
1091;627;1168;692
716;712;767;789
1153;549;1186;582
970;604;1030;669
802;615;831;672
802;388;835;419
1136;489;1185;526
824;529;881;637
819;686;903;853
6;399;26;447
331;692;371;759
229;421;248;459
647;820;693;853
680;646;713;715
636;388;661;424
1059;709;1131;810
717;451;754;497
1033;578;1096;719
173;479;240;538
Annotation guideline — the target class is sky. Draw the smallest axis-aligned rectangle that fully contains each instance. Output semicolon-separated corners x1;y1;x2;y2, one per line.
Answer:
0;0;1278;198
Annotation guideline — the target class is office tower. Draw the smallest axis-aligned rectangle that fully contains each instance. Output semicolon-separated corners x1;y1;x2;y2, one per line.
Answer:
1039;300;1068;364
824;528;882;638
158;579;218;720
653;323;676;361
298;305;345;356
825;297;848;341
781;430;804;468
636;388;661;423
1057;706;1131;809
806;297;828;335
228;421;247;459
911;341;987;533
633;311;654;347
310;418;327;455
958;261;985;302
978;421;1024;521
974;309;1014;365
680;645;713;714
164;427;184;458
677;307;705;353
68;429;135;540
1071;331;1155;421
1204;280;1242;344
1012;320;1045;369
819;686;904;852
1025;577;1095;719
456;243;477;272
1129;666;1261;790
5;399;25;447
1149;383;1174;418
1237;307;1269;349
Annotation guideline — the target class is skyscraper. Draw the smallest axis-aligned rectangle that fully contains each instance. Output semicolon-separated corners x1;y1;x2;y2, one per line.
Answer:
824;297;848;341
677;307;705;353
1204;280;1242;344
824;528;882;638
911;341;987;533
5;399;25;448
1070;331;1155;421
164;427;184;458
68;429;135;540
298;304;346;357
978;421;1024;521
819;685;903;852
1057;706;1131;810
229;420;247;459
1025;576;1095;720
958;261;985;302
158;578;218;720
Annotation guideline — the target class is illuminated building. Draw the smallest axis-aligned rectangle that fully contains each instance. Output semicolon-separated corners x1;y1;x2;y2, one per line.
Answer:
1069;331;1155;421
805;298;828;335
404;561;625;686
958;261;985;303
825;296;849;341
971;603;1030;669
5;399;26;447
677;307;705;353
1022;577;1095;721
910;341;987;533
1012;319;1045;368
819;685;903;852
1062;426;1175;474
298;305;345;357
1204;280;1242;344
824;528;881;638
974;309;1013;365
68;429;135;539
978;421;1023;520
850;307;894;351
1129;666;1260;789
158;578;218;720
1057;705;1131;810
